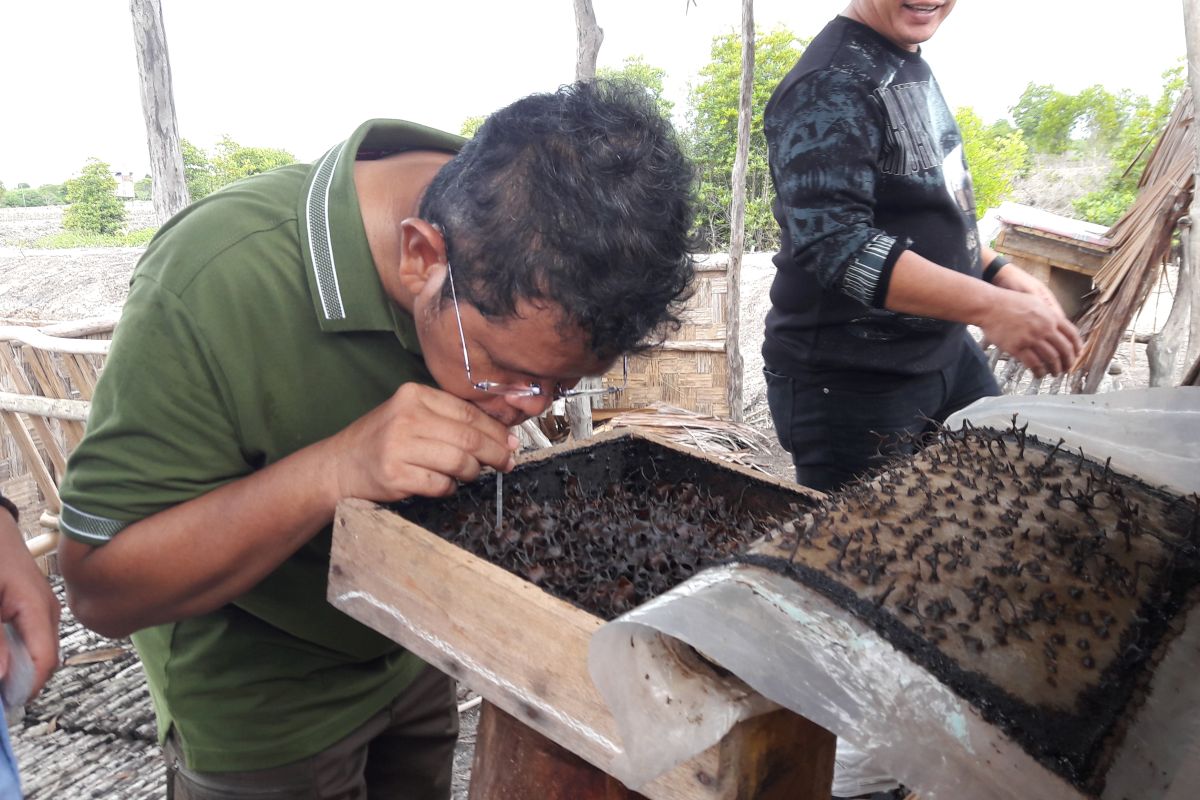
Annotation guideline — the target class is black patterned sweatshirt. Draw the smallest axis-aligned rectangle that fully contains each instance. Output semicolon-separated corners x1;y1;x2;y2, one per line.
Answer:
762;15;981;376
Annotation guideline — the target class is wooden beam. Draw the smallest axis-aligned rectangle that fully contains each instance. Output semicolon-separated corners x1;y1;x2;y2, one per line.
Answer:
469;701;648;799
0;327;110;355
330;498;732;799
0;392;90;422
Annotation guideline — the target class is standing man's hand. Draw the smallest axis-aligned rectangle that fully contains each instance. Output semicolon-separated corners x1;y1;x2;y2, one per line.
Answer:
991;261;1067;314
977;284;1082;379
0;509;61;703
324;382;519;503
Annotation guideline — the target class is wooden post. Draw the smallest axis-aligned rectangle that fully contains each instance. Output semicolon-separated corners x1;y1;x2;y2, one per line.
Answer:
565;0;605;441
725;0;754;423
130;0;189;224
468;700;836;800
714;708;836;800
1147;218;1193;385
573;0;603;82
469;701;648;800
1183;0;1200;370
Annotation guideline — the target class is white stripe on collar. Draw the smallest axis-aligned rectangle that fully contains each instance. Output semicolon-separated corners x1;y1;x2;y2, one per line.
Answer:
305;142;348;321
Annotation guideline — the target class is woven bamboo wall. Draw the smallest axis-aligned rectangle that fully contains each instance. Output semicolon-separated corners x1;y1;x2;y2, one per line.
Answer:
0;318;112;538
597;260;730;418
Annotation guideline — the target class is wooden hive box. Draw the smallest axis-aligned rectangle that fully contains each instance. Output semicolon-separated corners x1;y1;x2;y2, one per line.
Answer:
327;430;824;799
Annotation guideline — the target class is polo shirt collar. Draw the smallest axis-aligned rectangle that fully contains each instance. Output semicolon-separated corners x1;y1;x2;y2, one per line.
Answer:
298;119;464;349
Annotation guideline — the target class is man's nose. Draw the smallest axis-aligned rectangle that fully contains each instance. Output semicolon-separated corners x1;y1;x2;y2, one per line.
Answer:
505;391;554;419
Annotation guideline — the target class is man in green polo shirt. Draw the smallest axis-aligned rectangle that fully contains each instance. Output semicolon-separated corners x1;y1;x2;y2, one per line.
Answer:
56;80;696;798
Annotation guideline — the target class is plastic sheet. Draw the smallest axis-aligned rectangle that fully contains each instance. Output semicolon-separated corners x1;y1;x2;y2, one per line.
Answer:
590;565;1087;799
589;389;1200;797
944;386;1200;494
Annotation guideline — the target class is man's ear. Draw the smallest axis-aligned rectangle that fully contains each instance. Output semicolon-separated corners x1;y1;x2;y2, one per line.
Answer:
397;218;447;298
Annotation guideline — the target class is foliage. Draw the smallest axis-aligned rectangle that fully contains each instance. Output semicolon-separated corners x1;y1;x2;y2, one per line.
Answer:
1071;62;1185;225
1072;188;1138;227
135;174;153;201
598;55;675;121
1011;83;1132;155
33;227;158;248
687;26;806;251
0;180;4;204
62;158;127;234
181;138;214;200
459;116;486;138
1;183;66;207
212;136;295;185
955;107;1029;218
182;136;296;201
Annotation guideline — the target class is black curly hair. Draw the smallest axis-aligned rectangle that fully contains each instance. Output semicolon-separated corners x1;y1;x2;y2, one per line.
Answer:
419;79;698;359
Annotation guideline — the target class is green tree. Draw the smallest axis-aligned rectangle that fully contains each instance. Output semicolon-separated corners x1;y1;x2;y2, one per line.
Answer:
955;107;1029;218
1011;83;1082;154
598;55;674;121
62;158;127;234
1073;62;1185;225
181;138;215;200
181;136;295;200
135;174;153;201
211;136;295;187
687;26;806;250
459;116;486;138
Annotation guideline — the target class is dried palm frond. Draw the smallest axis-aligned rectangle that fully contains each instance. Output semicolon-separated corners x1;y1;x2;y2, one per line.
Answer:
1070;88;1196;392
595;402;774;472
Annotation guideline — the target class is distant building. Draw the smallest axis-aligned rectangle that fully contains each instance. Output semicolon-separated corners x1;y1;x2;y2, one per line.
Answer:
115;171;136;200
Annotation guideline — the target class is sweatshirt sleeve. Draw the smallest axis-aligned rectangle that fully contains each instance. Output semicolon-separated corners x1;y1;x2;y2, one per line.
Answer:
765;67;909;308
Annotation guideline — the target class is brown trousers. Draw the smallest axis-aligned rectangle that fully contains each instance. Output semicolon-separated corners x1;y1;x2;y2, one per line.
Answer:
165;666;459;800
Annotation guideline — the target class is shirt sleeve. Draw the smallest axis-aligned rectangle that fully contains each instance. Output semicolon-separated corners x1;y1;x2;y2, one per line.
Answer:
765;68;910;309
0;492;16;523
58;275;250;545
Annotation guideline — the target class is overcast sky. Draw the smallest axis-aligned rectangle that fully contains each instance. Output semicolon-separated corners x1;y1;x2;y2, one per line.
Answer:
0;0;1187;188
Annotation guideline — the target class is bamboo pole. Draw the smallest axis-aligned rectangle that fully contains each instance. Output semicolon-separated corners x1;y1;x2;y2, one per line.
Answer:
0;327;111;356
0;392;91;422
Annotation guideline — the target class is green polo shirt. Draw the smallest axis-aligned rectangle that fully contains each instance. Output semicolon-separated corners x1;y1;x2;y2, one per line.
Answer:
59;120;465;771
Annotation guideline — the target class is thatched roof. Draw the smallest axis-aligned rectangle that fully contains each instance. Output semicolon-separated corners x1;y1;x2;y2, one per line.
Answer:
1069;88;1196;393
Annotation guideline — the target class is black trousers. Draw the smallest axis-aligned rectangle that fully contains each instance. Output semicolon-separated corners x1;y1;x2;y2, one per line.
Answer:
764;336;999;493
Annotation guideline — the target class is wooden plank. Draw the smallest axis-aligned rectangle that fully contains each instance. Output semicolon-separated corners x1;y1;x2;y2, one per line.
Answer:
0;346;71;475
328;497;730;800
65;353;98;402
0;410;60;513
26;349;85;446
995;227;1108;275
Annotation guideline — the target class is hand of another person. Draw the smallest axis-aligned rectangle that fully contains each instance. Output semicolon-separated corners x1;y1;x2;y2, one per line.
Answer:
0;512;61;703
977;286;1083;379
323;382;519;503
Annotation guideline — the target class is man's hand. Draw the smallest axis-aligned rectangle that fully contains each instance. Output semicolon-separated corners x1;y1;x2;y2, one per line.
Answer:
983;263;1083;378
977;287;1082;378
992;262;1064;312
0;513;61;702
325;382;519;503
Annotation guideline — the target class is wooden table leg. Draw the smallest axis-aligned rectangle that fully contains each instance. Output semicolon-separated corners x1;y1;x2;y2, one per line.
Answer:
713;709;837;800
468;700;648;799
468;700;836;800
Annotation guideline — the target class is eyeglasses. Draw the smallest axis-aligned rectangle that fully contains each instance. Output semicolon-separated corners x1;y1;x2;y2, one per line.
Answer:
445;260;627;400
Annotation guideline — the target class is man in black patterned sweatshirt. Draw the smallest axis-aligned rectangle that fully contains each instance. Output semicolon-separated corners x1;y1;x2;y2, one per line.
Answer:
762;0;1081;495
